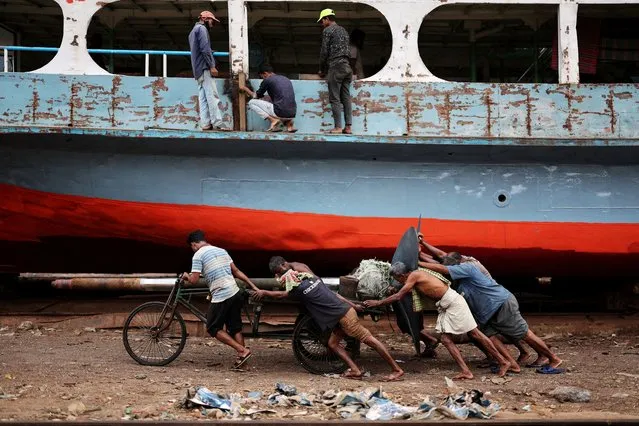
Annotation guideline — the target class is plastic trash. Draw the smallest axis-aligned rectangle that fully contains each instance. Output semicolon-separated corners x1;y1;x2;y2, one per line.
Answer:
289;394;313;406
275;383;297;396
365;398;416;421
188;387;231;411
247;391;263;400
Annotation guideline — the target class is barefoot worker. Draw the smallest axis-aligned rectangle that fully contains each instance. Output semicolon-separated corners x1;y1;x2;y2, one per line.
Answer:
418;235;538;366
253;257;404;381
364;262;512;380
182;230;260;369
239;64;297;133
421;256;564;374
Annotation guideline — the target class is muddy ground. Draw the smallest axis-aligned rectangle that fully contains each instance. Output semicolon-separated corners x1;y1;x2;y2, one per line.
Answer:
0;313;638;421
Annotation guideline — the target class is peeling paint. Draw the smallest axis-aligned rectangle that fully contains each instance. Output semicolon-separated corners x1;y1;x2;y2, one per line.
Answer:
2;74;639;140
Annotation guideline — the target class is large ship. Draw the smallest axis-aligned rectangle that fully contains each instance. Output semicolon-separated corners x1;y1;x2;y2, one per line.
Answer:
1;0;638;278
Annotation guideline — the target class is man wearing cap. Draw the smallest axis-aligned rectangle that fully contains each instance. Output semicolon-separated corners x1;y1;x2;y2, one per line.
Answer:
188;11;228;131
317;9;353;135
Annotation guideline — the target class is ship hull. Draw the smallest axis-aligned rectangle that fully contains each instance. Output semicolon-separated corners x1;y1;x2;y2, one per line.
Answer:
0;134;639;279
1;129;638;278
2;183;638;278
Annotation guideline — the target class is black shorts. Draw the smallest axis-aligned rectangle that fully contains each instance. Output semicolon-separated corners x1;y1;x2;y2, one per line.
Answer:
206;291;244;337
480;294;529;342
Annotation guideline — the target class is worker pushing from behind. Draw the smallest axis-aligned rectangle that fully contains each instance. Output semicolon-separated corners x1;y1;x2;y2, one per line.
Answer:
364;262;512;380
253;256;404;381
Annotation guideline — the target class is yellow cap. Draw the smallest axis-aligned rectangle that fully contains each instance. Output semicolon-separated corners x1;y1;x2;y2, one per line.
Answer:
317;8;335;22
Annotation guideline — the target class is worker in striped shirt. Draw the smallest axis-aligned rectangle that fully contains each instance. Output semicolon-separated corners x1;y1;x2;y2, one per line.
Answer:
182;230;260;369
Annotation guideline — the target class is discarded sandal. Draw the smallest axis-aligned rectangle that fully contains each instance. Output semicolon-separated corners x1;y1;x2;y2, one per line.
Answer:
536;365;565;375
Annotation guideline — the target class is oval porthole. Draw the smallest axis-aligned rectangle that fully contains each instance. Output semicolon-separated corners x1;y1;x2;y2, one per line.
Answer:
493;190;510;207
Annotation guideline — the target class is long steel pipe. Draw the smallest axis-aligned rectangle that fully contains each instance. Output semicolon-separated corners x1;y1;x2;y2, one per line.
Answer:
49;276;339;291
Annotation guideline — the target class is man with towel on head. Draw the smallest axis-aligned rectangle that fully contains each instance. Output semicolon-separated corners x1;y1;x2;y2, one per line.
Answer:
364;262;512;380
253;256;404;381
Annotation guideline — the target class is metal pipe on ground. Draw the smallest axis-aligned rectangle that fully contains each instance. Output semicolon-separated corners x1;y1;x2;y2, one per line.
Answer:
50;277;340;291
20;273;176;280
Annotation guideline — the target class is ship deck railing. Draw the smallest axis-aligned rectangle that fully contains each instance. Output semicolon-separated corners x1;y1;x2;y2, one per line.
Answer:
1;46;229;78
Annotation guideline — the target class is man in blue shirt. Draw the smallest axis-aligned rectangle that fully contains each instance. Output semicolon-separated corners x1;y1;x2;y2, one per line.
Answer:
239;64;297;133
421;259;563;372
188;11;228;131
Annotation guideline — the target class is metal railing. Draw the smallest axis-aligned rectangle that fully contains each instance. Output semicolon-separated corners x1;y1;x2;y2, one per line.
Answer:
1;46;229;77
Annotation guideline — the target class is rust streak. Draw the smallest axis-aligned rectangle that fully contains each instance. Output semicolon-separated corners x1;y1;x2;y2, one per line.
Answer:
69;83;79;127
405;91;411;135
484;91;492;137
443;92;451;134
110;75;122;127
363;103;368;133
607;89;616;134
526;91;532;137
31;87;39;124
562;88;573;132
143;78;169;121
614;92;632;100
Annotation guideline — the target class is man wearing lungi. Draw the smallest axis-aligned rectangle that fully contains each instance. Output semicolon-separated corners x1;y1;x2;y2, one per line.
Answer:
364;262;512;379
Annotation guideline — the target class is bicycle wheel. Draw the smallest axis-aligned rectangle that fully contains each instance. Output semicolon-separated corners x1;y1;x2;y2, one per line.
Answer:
122;301;187;366
292;314;349;375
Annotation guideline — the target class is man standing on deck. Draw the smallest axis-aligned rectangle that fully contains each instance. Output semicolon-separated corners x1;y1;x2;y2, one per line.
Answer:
239;64;297;133
253;256;404;381
188;11;228;131
317;9;353;135
181;230;260;369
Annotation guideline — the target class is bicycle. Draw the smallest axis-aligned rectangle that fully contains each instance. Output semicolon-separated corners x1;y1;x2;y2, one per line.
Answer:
122;276;389;374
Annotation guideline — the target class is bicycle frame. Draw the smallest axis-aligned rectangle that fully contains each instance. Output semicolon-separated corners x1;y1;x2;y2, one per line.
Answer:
151;278;401;347
152;278;269;338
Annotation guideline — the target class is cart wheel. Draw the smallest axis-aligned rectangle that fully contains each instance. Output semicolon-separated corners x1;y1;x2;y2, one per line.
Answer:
292;314;357;375
122;301;187;366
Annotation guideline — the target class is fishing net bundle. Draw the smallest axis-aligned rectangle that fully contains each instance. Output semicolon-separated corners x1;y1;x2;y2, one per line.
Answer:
352;259;393;300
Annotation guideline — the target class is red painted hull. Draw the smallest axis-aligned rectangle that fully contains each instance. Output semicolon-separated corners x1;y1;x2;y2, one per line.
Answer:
1;183;639;276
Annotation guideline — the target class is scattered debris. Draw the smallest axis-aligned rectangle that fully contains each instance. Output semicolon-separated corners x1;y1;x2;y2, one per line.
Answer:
175;380;501;421
490;377;513;385
616;373;639;379
549;386;591;403
246;391;262;400
17;321;34;331
182;387;231;411
83;327;97;333
612;393;629;399
275;383;297;396
67;401;86;416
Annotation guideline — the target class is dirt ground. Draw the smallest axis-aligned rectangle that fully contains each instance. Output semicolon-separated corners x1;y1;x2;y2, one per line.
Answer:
0;313;638;422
